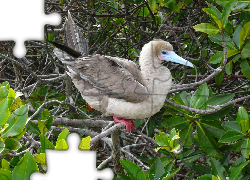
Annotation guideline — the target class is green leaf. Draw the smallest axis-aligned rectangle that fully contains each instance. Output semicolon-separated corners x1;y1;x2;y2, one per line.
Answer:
33;153;46;165
0;98;10;127
45;116;53;129
1;105;28;138
215;71;223;86
179;124;193;148
221;0;238;28
12;151;39;180
38;120;48;135
202;8;222;28
239;21;250;49
233;24;242;48
79;136;91;150
56;128;70;144
241;60;250;79
161;168;180;180
162;116;190;130
209;34;236;49
236;106;249;131
241;42;250;59
222;121;243;134
229;160;250;180
40;135;55;153
204;93;234;107
0;169;12;180
2;159;10;170
148;0;157;13
146;158;164;180
55;139;68;150
197;175;212;180
120;159;146;180
196;123;222;158
200;104;234;120
117;174;131;180
241;139;250;159
7;88;15;107
209;51;224;64
0;140;5;154
210;157;226;180
191;83;209;109
225;61;233;75
0;87;8;100
206;2;221;20
200;120;225;138
175;91;191;106
193;23;220;35
219;131;244;143
4;138;21;151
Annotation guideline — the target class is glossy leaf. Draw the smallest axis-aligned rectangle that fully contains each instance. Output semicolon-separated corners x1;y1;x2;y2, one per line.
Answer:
233;24;242;48
225;61;233;75
241;139;250;159
4;138;21;151
162;116;189;130
40;135;55;153
200;104;234;120
12;151;39;180
1;105;28;138
209;51;224;64
210;157;226;180
38;120;48;135
239;21;250;49
56;128;70;144
241;60;250;79
193;23;220;35
221;0;238;28
241;42;250;59
219;131;244;143
200;120;225;138
203;93;234;107
179;124;193;148
146;158;164;180
55;139;68;150
0;98;10;127
196;123;222;158
215;71;223;86
161;168;180;180
1;159;10;170
0;140;5;154
236;106;249;131
222;121;243;134
34;153;46;165
229;160;249;180
0;169;12;180
79;136;91;150
202;8;222;28
191;83;209;109
209;34;236;49
175;91;191;106
120;159;146;180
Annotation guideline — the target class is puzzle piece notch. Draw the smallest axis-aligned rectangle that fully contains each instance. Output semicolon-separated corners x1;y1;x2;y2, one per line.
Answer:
0;0;61;58
30;133;114;180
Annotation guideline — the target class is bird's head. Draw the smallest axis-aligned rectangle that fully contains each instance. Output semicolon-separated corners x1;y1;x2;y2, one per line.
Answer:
151;39;194;68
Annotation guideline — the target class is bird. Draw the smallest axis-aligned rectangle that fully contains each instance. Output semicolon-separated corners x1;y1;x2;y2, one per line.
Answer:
52;12;194;132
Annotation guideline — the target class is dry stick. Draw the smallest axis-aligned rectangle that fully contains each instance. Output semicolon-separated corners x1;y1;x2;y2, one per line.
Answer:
166;95;250;114
111;129;124;174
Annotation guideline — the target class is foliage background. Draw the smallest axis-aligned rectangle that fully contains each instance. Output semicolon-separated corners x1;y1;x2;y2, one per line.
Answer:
0;0;250;179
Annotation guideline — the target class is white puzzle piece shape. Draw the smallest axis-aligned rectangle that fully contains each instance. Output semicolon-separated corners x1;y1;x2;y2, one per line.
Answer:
0;0;61;58
31;133;114;180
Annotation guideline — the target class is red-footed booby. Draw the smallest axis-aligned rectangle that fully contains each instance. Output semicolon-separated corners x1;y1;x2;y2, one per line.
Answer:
52;12;193;132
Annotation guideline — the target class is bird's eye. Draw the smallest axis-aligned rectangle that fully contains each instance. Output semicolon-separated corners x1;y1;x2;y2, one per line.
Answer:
161;50;168;55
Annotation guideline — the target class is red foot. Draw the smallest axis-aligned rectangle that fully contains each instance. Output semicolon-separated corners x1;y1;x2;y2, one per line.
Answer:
113;115;135;132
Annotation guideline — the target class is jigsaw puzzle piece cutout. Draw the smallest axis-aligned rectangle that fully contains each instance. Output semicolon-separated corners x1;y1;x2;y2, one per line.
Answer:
30;133;114;180
0;0;61;58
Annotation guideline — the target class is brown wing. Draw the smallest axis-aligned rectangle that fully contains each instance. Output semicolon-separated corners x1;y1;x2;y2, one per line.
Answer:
64;54;148;103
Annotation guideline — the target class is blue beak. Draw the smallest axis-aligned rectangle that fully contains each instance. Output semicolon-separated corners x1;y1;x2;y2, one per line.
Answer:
158;51;194;68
